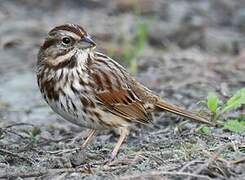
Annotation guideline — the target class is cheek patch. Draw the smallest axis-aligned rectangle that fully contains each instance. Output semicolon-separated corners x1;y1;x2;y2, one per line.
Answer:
46;48;76;66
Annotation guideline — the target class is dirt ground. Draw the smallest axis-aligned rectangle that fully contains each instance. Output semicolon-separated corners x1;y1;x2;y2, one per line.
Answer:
0;0;244;179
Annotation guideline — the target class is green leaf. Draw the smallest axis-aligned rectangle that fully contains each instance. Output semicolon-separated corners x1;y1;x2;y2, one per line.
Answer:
223;119;245;134
221;88;245;113
135;22;148;52
199;125;212;135
207;92;219;113
129;58;138;75
31;127;41;138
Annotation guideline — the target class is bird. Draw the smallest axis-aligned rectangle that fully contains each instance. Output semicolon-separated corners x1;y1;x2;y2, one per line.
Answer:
36;24;211;160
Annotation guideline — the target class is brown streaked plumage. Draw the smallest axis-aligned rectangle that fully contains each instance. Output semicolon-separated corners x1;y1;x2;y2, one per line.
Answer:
36;24;212;161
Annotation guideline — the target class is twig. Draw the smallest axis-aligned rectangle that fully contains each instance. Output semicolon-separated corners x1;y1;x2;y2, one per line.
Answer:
230;157;245;164
193;143;232;178
2;129;27;139
179;160;204;172
4;123;34;129
0;167;88;179
119;171;211;180
0;171;45;179
45;147;81;155
210;162;227;177
101;165;129;171
202;149;229;164
0;148;35;165
38;135;73;146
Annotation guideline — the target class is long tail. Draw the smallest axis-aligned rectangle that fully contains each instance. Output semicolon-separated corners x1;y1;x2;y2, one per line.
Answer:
156;100;212;125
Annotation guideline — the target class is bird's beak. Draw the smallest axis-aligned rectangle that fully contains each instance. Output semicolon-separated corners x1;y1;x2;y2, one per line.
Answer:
78;35;96;49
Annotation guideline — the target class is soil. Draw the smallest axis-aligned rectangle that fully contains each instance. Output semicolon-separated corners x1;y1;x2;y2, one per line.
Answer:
0;0;244;179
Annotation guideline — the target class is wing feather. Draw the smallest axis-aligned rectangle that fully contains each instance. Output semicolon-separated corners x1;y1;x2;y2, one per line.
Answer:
88;52;150;123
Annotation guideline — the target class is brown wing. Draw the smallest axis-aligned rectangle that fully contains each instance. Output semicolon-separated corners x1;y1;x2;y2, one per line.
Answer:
87;52;150;124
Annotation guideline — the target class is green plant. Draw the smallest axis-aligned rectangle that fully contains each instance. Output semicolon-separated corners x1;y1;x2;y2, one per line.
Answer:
199;125;212;135
206;88;245;119
221;88;245;114
207;92;219;114
121;20;148;74
109;2;149;74
205;88;245;134
223;117;245;134
21;126;41;141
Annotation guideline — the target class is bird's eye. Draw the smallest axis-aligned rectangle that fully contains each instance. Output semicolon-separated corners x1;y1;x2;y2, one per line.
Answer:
62;37;71;45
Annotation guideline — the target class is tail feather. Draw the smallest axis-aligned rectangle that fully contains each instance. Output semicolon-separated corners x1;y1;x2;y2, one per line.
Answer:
156;100;212;125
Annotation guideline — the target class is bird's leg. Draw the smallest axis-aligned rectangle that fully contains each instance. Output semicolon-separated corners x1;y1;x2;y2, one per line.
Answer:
81;129;96;148
110;127;129;161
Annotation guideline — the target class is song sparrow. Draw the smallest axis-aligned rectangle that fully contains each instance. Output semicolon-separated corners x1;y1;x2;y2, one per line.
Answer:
37;24;211;160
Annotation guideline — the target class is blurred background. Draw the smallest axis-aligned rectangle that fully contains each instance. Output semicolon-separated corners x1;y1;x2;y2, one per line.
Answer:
0;0;244;179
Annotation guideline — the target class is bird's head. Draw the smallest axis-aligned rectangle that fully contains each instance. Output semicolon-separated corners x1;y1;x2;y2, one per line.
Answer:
38;24;96;68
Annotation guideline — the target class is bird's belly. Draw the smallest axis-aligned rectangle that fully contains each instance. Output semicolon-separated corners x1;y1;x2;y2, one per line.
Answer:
48;100;79;125
47;97;131;129
43;88;100;129
48;100;130;129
